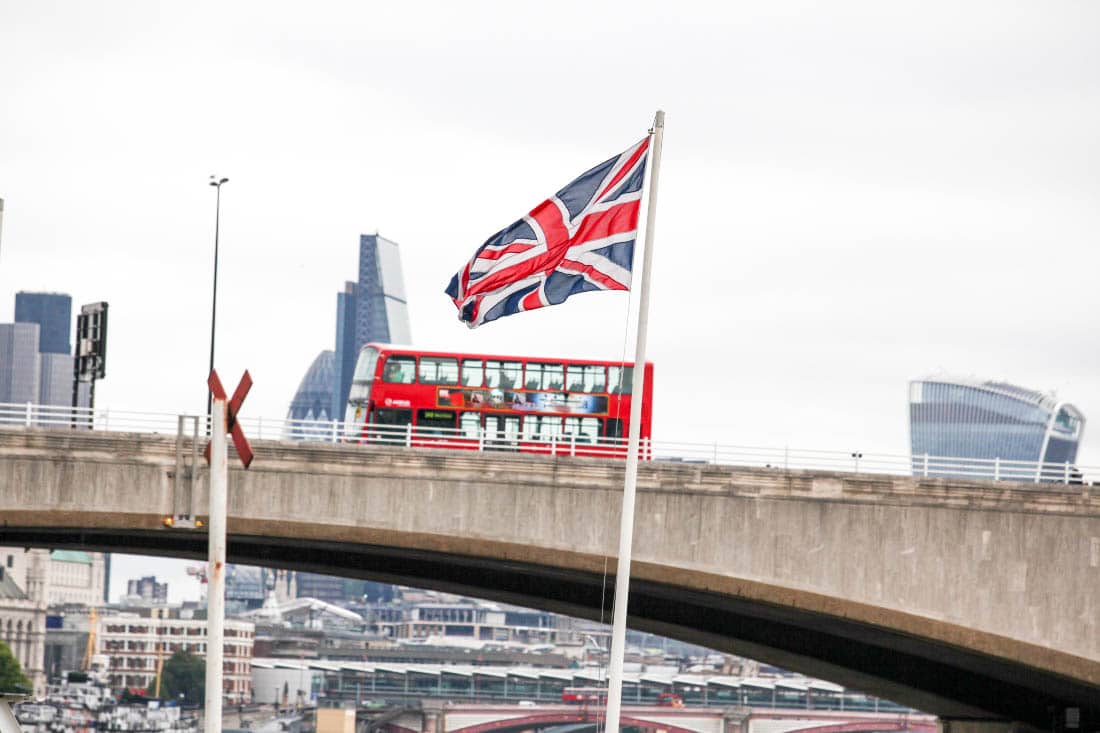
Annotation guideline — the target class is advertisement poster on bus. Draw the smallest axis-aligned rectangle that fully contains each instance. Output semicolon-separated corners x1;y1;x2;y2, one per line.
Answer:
437;388;608;415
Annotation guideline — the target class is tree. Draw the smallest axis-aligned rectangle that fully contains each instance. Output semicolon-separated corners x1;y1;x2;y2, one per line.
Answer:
161;650;205;704
0;640;31;694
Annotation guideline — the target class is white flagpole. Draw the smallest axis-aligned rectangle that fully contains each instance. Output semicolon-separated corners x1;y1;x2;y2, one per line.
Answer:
605;109;664;733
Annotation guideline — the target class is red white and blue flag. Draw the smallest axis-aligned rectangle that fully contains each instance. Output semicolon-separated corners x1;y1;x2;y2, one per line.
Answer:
446;137;650;328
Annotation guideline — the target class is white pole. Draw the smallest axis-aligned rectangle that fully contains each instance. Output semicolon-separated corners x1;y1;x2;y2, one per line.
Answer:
205;398;227;733
605;109;665;733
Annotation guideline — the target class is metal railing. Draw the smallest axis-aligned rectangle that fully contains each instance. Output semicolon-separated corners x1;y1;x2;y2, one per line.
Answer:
0;401;1095;486
317;679;912;713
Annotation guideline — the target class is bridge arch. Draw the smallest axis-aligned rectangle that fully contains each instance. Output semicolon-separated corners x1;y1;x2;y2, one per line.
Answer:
448;712;701;733
780;722;938;733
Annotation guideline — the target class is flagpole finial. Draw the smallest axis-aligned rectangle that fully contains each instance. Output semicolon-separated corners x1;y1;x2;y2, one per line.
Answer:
653;110;665;129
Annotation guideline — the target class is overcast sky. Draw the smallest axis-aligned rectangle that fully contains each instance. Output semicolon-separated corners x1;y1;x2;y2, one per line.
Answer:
2;1;1098;602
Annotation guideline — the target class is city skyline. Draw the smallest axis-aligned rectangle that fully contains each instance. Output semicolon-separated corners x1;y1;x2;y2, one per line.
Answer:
1;6;1097;460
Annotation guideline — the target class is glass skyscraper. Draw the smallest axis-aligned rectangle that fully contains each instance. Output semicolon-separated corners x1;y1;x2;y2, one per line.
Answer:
332;234;411;417
287;233;411;429
15;292;72;355
0;323;41;403
4;292;80;410
909;378;1085;479
284;350;336;438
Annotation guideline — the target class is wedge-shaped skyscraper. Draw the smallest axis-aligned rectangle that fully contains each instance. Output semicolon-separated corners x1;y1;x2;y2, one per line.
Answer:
909;377;1085;480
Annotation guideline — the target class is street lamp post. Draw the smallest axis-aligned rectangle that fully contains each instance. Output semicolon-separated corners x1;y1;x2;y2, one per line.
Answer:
207;175;229;427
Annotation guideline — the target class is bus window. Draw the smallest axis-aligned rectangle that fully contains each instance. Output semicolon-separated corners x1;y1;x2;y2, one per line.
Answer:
349;347;380;403
500;362;521;389
461;360;484;387
419;357;459;385
541;363;564;390
524;363;542;390
460;412;481;438
382;356;416;384
565;416;601;444
608;365;633;394
353;347;380;382
586;365;606;393
486;414;520;441
373;408;412;426
523;415;563;441
568;364;606;393
566;365;584;392
605;418;624;439
485;361;501;388
417;409;457;435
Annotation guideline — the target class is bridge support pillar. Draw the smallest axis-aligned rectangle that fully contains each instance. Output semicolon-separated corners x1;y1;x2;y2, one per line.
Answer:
722;707;750;733
420;700;445;733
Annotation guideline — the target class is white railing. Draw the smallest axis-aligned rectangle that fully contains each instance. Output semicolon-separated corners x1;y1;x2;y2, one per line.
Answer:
0;401;1095;487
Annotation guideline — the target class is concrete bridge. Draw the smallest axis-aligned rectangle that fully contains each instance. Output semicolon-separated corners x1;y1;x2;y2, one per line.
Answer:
0;427;1097;730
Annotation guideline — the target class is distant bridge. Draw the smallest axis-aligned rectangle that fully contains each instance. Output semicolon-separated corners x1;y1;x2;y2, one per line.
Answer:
0;422;1097;731
380;703;938;733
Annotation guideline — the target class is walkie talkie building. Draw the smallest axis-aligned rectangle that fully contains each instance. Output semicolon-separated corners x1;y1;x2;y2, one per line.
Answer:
909;378;1085;480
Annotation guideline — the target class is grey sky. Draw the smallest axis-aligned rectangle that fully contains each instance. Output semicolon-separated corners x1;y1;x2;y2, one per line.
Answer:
2;1;1098;600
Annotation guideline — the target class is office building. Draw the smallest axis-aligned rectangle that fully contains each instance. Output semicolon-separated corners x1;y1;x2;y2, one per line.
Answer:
15;292;72;355
0;322;41;403
333;233;411;418
0;548;107;607
39;353;72;407
97;610;253;699
1;293;83;410
0;550;47;695
285;351;337;437
288;233;412;428
45;551;106;606
294;572;347;604
126;576;168;604
909;377;1086;478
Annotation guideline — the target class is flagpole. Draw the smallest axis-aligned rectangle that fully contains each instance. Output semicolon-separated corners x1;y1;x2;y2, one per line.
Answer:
605;109;664;733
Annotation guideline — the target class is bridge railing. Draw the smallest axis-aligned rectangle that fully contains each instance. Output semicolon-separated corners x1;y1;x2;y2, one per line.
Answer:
316;679;913;713
0;401;1095;487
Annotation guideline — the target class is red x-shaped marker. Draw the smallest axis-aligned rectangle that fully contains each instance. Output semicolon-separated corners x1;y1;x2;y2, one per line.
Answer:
205;369;254;469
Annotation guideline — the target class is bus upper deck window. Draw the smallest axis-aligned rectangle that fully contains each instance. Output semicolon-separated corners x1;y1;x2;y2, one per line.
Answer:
500;362;521;389
353;347;380;382
382;356;416;384
485;361;501;388
542;363;564;391
524;363;542;390
461;360;484;387
419;357;458;385
569;365;605;393
608;366;632;394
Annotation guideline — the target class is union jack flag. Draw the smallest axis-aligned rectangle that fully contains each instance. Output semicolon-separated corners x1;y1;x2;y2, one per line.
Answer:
446;137;650;328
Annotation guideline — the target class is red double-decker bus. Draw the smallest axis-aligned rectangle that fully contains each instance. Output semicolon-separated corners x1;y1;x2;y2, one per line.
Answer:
343;343;653;457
